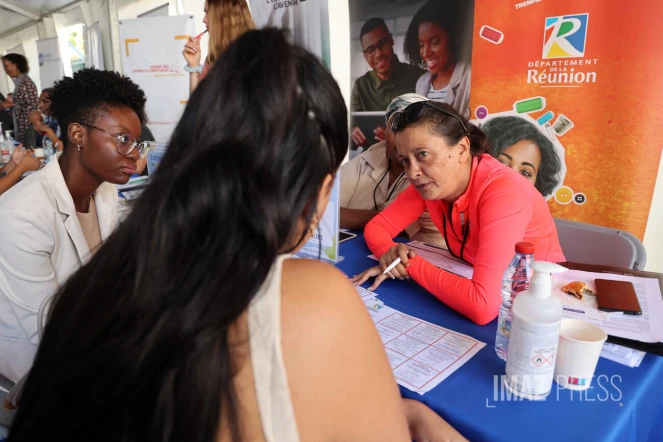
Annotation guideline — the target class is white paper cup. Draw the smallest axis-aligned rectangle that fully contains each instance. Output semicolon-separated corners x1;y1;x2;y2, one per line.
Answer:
33;148;45;158
554;319;607;390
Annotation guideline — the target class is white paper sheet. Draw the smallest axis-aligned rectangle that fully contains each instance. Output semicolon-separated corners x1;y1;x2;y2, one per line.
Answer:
365;304;485;394
355;286;379;299
369;241;474;279
600;343;646;368
553;270;663;343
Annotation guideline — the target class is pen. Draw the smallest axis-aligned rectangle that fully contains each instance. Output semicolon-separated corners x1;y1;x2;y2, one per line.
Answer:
383;255;408;275
193;29;208;40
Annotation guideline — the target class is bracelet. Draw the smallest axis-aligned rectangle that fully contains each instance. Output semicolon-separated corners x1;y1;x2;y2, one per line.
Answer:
184;64;203;73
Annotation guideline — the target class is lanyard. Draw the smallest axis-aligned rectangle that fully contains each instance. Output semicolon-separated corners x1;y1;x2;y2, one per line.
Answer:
373;159;405;211
442;203;470;262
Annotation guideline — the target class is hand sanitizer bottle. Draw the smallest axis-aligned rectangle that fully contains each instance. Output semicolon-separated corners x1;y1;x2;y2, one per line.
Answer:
504;261;567;400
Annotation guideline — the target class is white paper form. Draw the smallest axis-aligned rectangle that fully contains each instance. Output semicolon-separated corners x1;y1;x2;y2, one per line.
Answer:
369;241;474;279
355;286;379;298
365;304;485;395
553;270;663;343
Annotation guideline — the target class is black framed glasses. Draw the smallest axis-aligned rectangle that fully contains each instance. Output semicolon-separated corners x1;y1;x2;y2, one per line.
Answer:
81;123;152;159
363;37;391;57
389;100;468;133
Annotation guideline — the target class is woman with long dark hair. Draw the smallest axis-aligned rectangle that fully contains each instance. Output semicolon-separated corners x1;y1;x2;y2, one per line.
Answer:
8;30;465;442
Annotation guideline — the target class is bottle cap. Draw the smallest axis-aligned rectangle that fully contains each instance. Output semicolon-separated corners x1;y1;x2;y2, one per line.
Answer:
515;242;535;255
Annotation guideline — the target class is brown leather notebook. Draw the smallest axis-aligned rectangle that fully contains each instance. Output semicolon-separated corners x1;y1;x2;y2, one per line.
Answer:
595;279;642;315
559;262;663;356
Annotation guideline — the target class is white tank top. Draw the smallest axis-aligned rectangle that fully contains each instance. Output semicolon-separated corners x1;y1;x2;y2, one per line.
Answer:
248;254;300;442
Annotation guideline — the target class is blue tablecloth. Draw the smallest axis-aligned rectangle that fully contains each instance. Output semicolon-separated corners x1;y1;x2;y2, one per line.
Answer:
336;234;663;442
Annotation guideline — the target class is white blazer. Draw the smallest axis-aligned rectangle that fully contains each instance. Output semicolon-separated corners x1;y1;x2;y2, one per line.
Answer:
0;159;118;382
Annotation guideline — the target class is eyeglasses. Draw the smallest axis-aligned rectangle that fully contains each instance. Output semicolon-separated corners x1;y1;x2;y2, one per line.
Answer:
390;101;468;133
81;123;152;159
363;37;392;57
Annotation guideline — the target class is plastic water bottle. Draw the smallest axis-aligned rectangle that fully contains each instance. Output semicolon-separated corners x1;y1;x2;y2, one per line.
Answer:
43;136;55;163
0;126;7;165
495;242;535;361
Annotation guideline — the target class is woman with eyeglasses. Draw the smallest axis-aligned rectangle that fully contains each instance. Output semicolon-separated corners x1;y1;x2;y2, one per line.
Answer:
0;68;149;383
352;101;564;325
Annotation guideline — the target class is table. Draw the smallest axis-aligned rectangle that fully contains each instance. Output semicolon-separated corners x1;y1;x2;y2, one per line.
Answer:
336;234;663;442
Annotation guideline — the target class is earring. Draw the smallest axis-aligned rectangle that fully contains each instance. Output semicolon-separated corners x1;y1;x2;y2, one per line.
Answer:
308;216;320;237
77;145;81;152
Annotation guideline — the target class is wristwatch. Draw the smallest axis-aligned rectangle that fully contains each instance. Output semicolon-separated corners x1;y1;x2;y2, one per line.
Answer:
184;64;203;73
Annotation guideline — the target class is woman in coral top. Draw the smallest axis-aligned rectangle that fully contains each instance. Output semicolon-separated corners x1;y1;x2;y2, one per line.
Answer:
352;101;564;325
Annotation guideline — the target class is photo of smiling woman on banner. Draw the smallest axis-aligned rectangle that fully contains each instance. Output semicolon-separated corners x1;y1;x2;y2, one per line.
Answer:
405;0;474;116
479;113;566;199
349;0;474;151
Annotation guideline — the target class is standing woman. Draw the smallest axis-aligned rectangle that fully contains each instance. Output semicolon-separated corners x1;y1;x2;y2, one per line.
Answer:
1;54;39;144
182;0;255;94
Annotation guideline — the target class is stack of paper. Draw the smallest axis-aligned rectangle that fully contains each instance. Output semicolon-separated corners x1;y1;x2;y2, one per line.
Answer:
369;241;474;279
355;287;485;395
553;270;663;344
600;343;646;368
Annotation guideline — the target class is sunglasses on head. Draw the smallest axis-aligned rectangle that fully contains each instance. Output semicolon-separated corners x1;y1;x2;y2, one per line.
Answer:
389;101;468;133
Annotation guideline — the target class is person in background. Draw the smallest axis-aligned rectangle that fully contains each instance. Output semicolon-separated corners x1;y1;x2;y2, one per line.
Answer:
352;101;564;325
0;146;41;195
0;92;13;133
182;0;255;95
0;68;149;384
341;93;445;248
0;54;39;144
351;18;424;148
136;123;156;175
404;0;473;116
30;88;62;151
480;116;562;198
7;30;466;442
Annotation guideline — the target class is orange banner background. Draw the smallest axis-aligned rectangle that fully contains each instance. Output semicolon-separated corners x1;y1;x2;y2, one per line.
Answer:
470;0;663;239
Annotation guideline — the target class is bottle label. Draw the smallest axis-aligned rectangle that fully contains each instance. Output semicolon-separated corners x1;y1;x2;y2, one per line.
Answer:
505;313;560;397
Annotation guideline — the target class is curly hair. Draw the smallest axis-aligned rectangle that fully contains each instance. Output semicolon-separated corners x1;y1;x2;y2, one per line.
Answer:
2;53;29;74
403;0;473;69
50;68;147;150
481;116;562;197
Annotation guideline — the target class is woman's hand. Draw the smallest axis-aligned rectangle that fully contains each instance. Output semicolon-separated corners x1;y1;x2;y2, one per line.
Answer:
380;244;415;280
351;246;416;290
351;265;390;291
19;154;42;172
11;145;26;166
182;37;202;68
403;399;468;442
351;126;367;147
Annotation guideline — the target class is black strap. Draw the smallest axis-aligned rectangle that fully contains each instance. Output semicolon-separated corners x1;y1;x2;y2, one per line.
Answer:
373;159;405;211
442;206;470;262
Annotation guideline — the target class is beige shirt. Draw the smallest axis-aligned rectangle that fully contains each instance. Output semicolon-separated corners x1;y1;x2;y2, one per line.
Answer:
76;198;102;255
340;142;446;249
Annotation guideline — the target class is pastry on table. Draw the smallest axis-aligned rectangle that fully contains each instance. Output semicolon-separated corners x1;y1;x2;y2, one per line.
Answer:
561;281;595;300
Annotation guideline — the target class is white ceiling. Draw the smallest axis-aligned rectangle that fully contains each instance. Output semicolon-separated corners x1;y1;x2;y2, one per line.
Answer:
0;0;75;37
